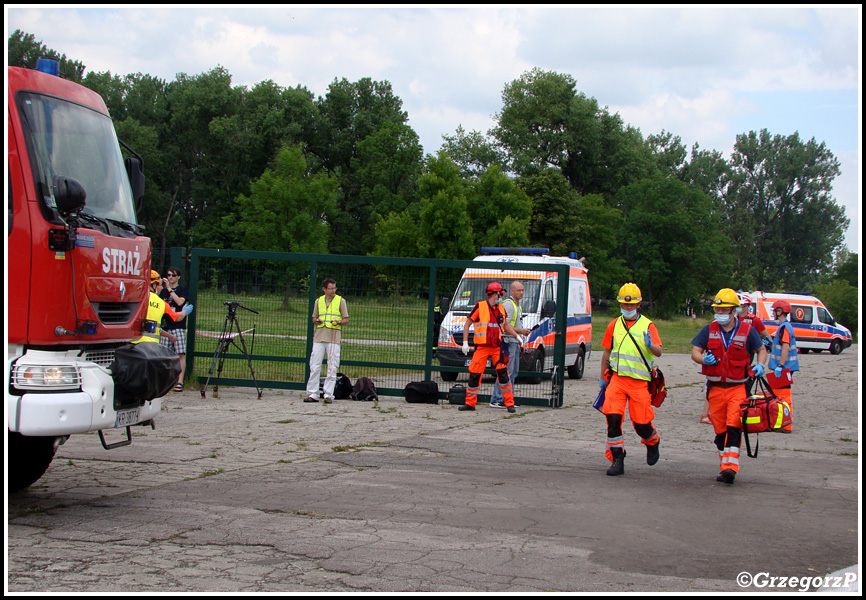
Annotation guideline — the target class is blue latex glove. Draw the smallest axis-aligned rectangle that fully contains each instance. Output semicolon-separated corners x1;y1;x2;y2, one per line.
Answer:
702;353;718;366
752;363;765;378
643;330;653;347
181;303;194;315
599;378;608;390
775;367;783;378
763;337;772;350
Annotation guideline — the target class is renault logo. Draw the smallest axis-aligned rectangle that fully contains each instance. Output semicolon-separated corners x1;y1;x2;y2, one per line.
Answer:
119;281;126;301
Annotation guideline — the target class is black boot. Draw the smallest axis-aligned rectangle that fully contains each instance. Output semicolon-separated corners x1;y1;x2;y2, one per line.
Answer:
716;468;736;484
646;442;660;466
607;448;626;476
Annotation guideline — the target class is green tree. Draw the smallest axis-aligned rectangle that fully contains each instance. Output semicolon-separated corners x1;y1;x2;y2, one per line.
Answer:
440;125;506;179
415;154;475;259
492;68;653;197
615;172;732;316
725;129;848;290
234;145;339;306
312;77;418;255
518;169;626;297
467;165;532;248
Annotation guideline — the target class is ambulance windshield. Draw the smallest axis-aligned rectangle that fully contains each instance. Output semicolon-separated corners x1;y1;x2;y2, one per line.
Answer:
18;92;137;226
450;278;541;313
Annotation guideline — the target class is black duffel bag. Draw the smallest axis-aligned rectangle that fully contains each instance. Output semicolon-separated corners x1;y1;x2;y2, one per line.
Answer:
110;341;181;404
404;381;440;404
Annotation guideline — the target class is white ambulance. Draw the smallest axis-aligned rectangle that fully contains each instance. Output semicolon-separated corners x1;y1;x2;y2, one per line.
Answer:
437;249;591;382
749;291;853;355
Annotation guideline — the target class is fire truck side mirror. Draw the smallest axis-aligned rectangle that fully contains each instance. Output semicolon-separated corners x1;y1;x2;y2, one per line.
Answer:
125;157;145;205
52;176;86;215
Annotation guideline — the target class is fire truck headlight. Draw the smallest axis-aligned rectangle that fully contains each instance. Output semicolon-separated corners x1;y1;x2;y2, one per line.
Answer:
14;365;81;389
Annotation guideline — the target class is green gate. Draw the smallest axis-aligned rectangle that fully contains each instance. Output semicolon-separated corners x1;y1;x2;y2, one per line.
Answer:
184;249;570;407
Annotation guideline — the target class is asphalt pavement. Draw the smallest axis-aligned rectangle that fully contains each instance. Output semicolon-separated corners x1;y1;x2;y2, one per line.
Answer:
6;346;860;593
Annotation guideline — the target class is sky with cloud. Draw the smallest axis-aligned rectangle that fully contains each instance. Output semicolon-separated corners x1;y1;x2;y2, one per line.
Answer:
6;5;861;251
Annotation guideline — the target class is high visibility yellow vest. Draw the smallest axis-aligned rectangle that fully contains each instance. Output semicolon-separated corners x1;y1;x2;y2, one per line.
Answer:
503;298;521;327
317;294;343;329
132;293;167;344
610;316;654;381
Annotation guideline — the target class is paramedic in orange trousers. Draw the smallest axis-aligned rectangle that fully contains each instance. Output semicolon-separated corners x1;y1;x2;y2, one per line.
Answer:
598;283;663;476
459;282;518;413
767;299;798;432
691;288;767;485
700;292;770;423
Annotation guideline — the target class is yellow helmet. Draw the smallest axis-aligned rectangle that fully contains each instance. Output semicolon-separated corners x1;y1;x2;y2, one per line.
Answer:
150;270;161;283
616;283;642;304
713;288;739;308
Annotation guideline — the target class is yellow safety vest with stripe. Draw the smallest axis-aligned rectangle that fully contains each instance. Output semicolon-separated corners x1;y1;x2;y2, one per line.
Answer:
610;316;654;381
133;293;168;344
503;298;521;327
317;294;343;329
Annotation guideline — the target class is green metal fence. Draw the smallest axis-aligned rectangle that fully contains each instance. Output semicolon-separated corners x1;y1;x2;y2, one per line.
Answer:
181;249;570;407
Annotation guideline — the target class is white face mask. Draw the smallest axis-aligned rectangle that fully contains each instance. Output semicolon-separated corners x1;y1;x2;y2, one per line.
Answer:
621;308;637;319
714;313;732;325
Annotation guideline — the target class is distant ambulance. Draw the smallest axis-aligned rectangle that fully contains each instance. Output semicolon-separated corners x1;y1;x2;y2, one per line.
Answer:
750;291;853;355
437;249;591;382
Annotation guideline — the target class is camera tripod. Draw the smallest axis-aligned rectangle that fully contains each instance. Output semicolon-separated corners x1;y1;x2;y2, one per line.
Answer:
201;301;262;400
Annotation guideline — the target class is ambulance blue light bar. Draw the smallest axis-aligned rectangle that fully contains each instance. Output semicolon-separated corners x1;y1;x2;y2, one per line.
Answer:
479;247;549;255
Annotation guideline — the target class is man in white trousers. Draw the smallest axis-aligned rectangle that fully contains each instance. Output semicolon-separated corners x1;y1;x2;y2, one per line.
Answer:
304;278;349;404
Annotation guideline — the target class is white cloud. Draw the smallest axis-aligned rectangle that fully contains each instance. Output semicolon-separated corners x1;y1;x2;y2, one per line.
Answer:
7;5;859;250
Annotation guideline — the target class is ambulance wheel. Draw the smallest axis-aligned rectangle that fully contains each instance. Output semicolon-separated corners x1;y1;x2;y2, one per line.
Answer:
829;339;843;355
8;433;58;493
567;347;585;379
527;351;544;384
799;348;809;353
440;371;458;382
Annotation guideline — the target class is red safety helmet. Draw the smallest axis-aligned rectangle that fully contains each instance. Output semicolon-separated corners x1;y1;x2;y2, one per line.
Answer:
486;282;504;295
771;299;792;314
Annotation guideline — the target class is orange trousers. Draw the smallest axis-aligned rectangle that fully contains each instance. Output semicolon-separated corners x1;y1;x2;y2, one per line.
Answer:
465;345;514;408
602;372;659;461
707;384;746;474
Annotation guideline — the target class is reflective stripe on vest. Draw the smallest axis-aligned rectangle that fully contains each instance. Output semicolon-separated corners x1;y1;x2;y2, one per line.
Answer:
768;321;799;372
701;320;752;383
471;300;503;346
610;316;653;381
317;294;343;330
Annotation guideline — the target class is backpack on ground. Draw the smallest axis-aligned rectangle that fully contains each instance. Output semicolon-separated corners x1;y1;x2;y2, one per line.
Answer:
351;377;378;401
404;381;440;404
334;373;353;400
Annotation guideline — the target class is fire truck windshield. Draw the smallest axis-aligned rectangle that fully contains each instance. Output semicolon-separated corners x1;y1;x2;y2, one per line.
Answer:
18;92;137;226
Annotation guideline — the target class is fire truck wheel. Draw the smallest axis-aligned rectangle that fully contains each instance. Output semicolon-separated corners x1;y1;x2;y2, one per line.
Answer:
8;433;58;493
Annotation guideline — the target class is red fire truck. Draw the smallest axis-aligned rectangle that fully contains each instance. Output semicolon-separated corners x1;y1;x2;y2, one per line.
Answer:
7;59;161;491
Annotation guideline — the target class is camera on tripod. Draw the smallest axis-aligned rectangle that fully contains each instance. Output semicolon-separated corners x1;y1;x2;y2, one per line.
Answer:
223;300;259;315
201;299;262;400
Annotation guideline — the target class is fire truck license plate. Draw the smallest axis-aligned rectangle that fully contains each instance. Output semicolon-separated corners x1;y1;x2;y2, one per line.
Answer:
115;408;140;428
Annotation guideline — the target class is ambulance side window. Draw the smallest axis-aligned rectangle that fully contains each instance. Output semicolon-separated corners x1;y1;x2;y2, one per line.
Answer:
790;305;812;324
817;307;835;325
542;280;555;307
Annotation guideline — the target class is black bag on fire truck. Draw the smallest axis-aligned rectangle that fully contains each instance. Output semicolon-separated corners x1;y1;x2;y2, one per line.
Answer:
110;341;182;403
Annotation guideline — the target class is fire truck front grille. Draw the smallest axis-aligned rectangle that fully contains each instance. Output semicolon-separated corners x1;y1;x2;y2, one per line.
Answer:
92;302;138;324
83;349;115;368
